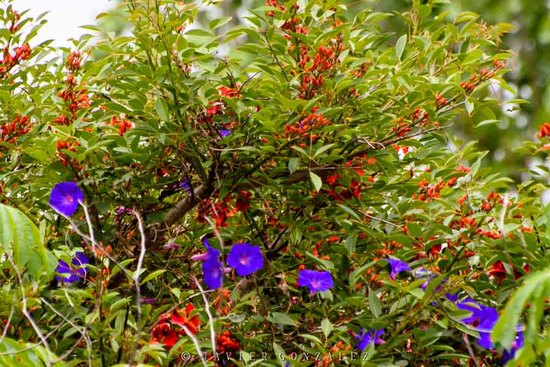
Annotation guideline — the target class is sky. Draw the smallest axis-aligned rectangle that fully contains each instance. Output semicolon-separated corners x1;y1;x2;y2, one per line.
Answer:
11;0;112;46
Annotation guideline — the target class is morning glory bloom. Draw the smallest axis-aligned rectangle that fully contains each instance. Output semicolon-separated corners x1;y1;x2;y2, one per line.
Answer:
56;252;89;283
192;237;223;289
387;258;411;280
456;298;499;349
218;128;231;138
502;331;524;364
49;182;84;216
227;242;264;276
355;328;385;351
297;269;334;294
202;259;223;289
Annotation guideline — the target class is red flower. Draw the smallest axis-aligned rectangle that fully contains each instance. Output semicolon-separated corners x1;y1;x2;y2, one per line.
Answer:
170;303;200;335
150;321;181;347
217;331;240;353
537;122;550;139
487;261;506;282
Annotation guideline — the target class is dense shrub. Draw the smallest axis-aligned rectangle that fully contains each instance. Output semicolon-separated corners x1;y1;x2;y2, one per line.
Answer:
0;0;548;366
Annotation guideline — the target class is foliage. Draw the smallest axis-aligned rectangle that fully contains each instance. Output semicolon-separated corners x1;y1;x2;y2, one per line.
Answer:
0;0;548;366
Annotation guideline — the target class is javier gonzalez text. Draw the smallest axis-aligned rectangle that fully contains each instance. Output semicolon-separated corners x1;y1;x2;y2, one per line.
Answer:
180;351;369;362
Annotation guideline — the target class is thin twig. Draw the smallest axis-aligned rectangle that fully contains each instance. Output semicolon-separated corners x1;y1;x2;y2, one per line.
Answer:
6;253;52;366
181;325;208;367
130;209;148;363
41;299;92;366
358;210;403;229
193;277;216;353
0;296;15;344
463;334;481;367
82;204;97;253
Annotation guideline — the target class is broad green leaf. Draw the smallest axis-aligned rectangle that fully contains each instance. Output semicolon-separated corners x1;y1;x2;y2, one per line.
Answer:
309;171;323;192
0;204;54;279
321;318;333;338
493;268;550;349
267;312;297;327
140;269;166;285
368;287;382;318
288;157;300;174
395;34;407;60
155;98;170;121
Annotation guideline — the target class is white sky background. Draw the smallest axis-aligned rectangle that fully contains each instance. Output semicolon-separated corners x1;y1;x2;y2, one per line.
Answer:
11;0;112;46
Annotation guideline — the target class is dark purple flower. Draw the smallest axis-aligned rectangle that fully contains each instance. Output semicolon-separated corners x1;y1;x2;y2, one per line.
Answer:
192;237;223;289
355;329;385;351
56;252;89;283
297;269;334;294
218;129;231;138
163;242;179;251
387;258;411;280
49;182;84;216
445;293;459;302
178;178;192;195
456;298;499;349
203;258;224;289
140;297;157;305
502;330;524;364
227;242;263;276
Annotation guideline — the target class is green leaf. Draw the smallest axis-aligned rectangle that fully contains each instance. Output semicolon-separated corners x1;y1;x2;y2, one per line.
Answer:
321;318;333;338
368;287;382;318
309;171;323;192
314;143;335;158
493;268;550;349
267;312;297;326
155;98;169;121
272;342;286;367
0;204;54;279
288;157;300;174
140;269;166;285
465;97;474;115
395;34;407;60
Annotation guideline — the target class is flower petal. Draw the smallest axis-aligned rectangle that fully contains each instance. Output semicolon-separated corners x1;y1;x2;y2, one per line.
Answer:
49;182;84;216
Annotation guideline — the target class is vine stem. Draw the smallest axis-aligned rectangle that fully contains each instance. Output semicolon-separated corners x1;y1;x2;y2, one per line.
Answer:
181;325;208;367
6;253;52;367
130;209;148;363
193;277;217;354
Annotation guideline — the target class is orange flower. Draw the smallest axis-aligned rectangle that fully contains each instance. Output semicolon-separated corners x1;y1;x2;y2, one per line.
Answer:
170;303;200;335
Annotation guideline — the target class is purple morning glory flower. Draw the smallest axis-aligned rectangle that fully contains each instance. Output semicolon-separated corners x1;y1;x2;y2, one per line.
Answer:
502;330;524;364
56;252;89;283
355;328;385;351
50;182;84;216
456;298;499;349
387;258;411;280
227;242;264;276
218;129;231;138
192;237;223;289
177;178;192;195
297;269;334;294
203;258;224;289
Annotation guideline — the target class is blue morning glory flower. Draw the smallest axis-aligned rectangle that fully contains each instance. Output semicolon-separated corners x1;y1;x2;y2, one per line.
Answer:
227;242;263;276
456;298;499;349
203;258;224;289
355;328;385;351
192;237;223;289
56;252;89;283
387;258;411;280
218;128;231;138
49;182;84;216
297;269;334;294
502;330;524;364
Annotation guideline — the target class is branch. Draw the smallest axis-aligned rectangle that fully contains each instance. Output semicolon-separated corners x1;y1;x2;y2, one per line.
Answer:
145;125;448;246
